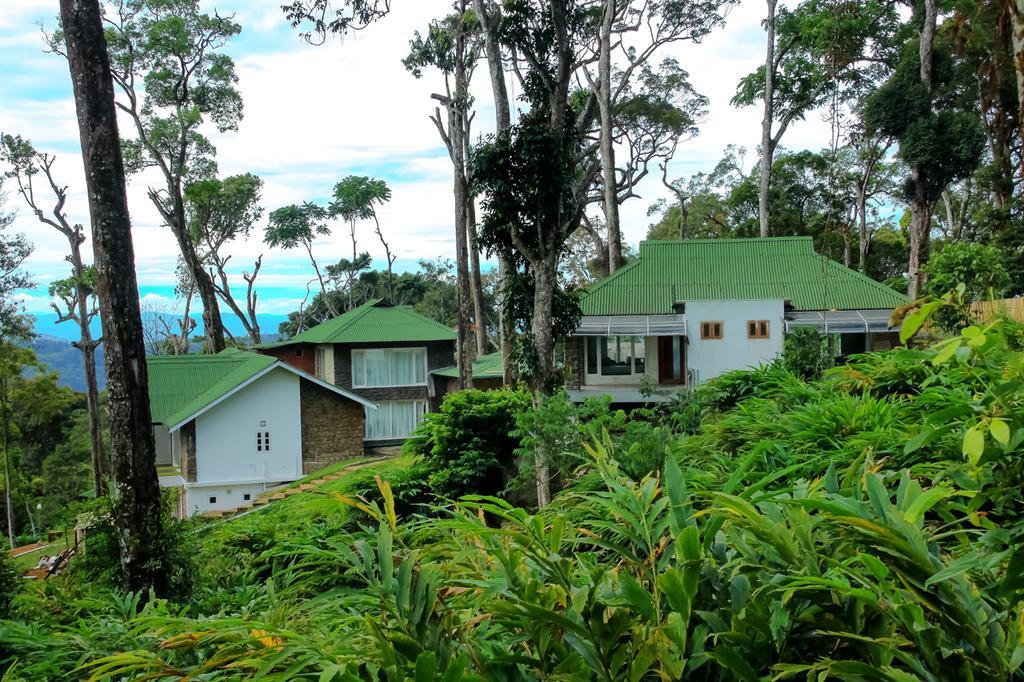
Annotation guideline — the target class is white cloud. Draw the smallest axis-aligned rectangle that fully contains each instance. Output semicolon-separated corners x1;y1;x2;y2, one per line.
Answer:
2;0;839;308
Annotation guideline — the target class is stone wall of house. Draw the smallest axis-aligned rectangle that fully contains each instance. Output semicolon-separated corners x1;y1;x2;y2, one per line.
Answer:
331;340;455;406
564;336;584;390
300;379;365;474
181;421;197;483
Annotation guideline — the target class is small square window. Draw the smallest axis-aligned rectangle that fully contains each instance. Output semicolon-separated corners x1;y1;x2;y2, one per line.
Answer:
748;320;770;339
700;321;724;340
209;496;217;504
243;493;251;502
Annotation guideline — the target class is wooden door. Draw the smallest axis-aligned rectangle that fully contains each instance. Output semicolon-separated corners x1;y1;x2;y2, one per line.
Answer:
658;336;686;385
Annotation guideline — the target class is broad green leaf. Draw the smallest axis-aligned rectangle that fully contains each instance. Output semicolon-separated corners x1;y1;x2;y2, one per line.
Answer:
415;652;437;682
963;424;985;465
930;338;962;365
989;419;1010;446
900;300;941;343
903;486;953;524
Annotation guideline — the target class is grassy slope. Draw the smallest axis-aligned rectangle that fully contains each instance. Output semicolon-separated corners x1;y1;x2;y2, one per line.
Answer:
194;456;413;577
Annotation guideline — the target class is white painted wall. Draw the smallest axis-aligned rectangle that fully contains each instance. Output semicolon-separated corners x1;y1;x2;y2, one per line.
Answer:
194;368;303;485
185;482;267;516
685;299;785;383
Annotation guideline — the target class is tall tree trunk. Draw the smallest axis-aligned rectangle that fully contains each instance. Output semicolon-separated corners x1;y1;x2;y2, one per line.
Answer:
2;389;13;550
451;10;475;390
1009;0;1024;158
168;195;224;353
530;259;558;508
908;0;938;300
69;247;106;496
464;116;488;356
467;199;488;355
758;0;779;238
857;178;869;274
475;0;516;382
597;0;623;272
60;0;167;597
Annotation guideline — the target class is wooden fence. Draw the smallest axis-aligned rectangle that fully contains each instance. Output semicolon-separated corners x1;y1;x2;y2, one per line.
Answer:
971;298;1024;323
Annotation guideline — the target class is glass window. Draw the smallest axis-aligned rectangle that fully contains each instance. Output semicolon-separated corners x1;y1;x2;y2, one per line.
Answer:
586;337;598;374
585;336;646;377
315;347;329;380
365;401;428;440
352;350;364;385
352;348;428;387
633;337;646;374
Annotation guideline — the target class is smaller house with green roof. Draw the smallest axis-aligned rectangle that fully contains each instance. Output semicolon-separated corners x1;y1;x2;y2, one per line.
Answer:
258;299;457;443
149;349;375;517
567;237;908;402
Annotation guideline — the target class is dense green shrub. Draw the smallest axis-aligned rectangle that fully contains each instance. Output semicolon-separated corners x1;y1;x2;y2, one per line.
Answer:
782;327;834;380
404;388;531;499
925;242;1011;330
8;315;1024;680
68;493;197;604
0;550;18;616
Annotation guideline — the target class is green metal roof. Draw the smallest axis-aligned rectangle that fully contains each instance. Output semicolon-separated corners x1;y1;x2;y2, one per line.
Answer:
581;237;908;315
148;351;276;428
267;299;457;346
432;352;504;380
149;348;376;428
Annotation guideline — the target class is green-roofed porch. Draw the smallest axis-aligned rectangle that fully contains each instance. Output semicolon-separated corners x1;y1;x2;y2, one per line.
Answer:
567;237;907;399
580;237;907;317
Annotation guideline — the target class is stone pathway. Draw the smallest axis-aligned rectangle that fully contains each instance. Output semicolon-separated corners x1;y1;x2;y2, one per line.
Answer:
200;457;389;521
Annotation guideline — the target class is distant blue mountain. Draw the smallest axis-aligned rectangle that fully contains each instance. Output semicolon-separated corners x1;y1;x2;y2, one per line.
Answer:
33;312;292;342
31;335;106;393
30;313;290;392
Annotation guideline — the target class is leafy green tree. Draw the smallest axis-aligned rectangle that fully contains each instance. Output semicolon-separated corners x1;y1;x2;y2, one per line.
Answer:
735;0;901;236
862;1;986;298
0;134;108;496
78;0;246;353
329;176;395;304
0;342;38;548
266;203;335;316
925;241;1010;329
186;173;264;343
405;5;482;383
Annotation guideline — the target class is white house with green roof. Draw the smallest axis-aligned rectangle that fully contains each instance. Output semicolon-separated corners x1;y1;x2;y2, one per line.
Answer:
148;349;375;517
258;299;457;444
567;237;908;402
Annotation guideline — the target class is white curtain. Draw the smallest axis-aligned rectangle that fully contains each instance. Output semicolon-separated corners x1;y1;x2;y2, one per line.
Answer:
354;348;427;387
365;401;427;439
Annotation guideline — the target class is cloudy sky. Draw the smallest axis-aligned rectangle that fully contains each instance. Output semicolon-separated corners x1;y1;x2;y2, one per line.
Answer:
0;0;832;319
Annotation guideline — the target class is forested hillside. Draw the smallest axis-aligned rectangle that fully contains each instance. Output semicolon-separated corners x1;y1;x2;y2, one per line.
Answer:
0;0;1023;679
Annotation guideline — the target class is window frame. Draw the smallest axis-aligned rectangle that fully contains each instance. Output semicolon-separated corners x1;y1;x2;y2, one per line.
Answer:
315;347;329;381
364;399;429;441
700;321;724;340
351;347;429;388
747;320;770;339
584;335;647;378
